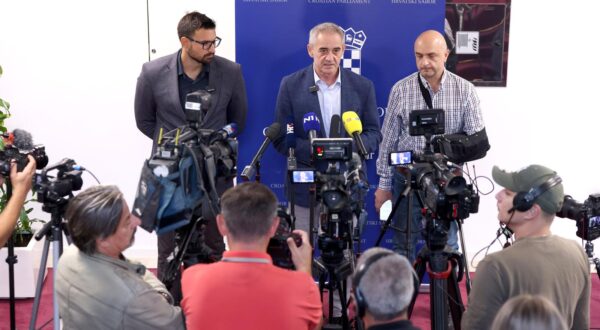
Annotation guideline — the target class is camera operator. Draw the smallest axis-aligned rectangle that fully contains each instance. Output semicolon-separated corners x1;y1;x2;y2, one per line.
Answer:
180;182;322;329
352;247;420;330
55;185;185;329
375;30;486;262
0;155;35;247
462;164;590;330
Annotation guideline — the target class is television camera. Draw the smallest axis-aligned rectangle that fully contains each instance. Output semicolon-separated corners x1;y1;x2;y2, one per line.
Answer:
384;109;482;330
291;138;367;264
390;110;479;250
132;90;238;290
557;194;600;242
0;129;48;176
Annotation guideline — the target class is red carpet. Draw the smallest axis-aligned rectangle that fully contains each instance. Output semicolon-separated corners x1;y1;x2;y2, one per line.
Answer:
2;270;599;329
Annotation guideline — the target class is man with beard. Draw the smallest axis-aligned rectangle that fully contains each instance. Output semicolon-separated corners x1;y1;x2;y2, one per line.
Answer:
134;11;248;286
56;185;184;329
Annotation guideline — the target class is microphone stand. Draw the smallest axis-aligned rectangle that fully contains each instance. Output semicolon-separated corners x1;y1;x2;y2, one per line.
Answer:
4;182;17;330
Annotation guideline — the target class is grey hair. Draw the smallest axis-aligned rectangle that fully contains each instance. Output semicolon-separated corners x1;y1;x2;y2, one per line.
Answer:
491;294;567;330
308;22;345;45
65;185;124;255
356;247;415;320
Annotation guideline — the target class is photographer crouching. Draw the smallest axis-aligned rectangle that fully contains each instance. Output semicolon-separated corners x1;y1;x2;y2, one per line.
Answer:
55;185;185;329
181;182;323;329
0;155;36;247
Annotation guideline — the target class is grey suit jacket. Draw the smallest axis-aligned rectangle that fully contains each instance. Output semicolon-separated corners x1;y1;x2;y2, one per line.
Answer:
135;51;248;151
273;65;382;207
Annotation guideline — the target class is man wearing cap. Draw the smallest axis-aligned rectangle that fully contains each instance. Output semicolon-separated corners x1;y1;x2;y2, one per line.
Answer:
462;164;590;330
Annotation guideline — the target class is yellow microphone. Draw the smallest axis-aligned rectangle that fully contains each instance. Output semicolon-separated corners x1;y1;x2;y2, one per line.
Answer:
342;111;368;157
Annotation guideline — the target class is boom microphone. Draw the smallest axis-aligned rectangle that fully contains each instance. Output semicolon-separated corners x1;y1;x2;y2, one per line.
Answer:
241;122;281;181
342;111;368;158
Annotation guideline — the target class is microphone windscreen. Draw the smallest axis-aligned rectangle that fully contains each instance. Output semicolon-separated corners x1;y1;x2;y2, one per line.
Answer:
265;122;281;140
329;114;342;138
302;112;321;134
342;111;363;135
285;117;296;149
12;129;34;150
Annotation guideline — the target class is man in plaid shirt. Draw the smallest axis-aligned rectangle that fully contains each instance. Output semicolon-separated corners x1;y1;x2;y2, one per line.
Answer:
374;30;485;262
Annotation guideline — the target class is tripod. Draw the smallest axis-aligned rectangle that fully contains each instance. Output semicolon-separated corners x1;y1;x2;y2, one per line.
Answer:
314;236;354;330
29;200;70;330
375;173;470;330
408;242;465;330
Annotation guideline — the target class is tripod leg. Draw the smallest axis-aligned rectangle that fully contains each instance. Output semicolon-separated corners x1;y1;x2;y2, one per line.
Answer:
29;237;51;330
447;262;465;330
408;256;426;318
430;276;449;330
336;277;349;329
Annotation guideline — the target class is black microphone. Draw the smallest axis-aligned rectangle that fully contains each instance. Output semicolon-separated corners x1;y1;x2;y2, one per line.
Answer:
241;122;281;181
285;117;297;170
309;85;319;93
329;114;342;138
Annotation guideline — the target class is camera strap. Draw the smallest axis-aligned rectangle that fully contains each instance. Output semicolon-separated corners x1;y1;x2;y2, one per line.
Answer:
417;73;433;110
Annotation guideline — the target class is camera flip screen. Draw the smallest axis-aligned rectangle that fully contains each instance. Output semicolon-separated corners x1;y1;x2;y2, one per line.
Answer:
292;170;315;184
389;151;413;166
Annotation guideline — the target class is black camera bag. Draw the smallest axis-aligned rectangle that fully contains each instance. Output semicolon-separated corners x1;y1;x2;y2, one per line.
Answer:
433;128;491;163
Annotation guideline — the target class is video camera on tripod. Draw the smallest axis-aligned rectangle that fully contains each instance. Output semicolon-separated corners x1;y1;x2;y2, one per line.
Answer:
133;90;238;234
556;194;600;241
390;110;479;250
33;158;84;206
132;89;238;289
292;137;367;263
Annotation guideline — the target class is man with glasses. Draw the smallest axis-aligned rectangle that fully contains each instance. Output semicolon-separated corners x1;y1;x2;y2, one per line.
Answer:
134;11;248;298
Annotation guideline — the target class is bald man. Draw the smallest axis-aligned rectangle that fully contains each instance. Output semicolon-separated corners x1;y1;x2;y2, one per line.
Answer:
374;30;486;262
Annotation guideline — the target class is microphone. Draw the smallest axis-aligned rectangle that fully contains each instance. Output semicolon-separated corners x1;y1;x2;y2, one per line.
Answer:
12;129;34;150
285;117;297;170
209;123;238;143
309;85;319;93
341;111;368;158
302;112;320;145
241;122;281;181
329;114;342;138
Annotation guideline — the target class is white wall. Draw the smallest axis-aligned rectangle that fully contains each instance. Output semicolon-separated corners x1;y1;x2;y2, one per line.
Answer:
0;0;598;268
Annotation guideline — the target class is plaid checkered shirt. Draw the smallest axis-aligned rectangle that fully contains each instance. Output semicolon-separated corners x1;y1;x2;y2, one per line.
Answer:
376;70;485;190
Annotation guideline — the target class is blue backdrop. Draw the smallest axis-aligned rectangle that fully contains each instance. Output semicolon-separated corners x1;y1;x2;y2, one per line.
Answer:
235;0;445;251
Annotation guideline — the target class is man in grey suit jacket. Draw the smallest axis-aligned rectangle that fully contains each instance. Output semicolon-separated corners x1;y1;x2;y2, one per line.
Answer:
273;22;381;235
134;12;248;288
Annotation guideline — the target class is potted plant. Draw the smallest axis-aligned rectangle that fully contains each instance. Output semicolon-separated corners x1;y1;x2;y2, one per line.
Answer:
0;64;47;297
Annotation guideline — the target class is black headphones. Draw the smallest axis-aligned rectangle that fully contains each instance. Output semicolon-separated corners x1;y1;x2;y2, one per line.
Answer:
352;251;395;319
510;175;562;213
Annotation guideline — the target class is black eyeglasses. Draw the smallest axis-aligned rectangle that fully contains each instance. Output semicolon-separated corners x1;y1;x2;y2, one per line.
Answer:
186;36;222;50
